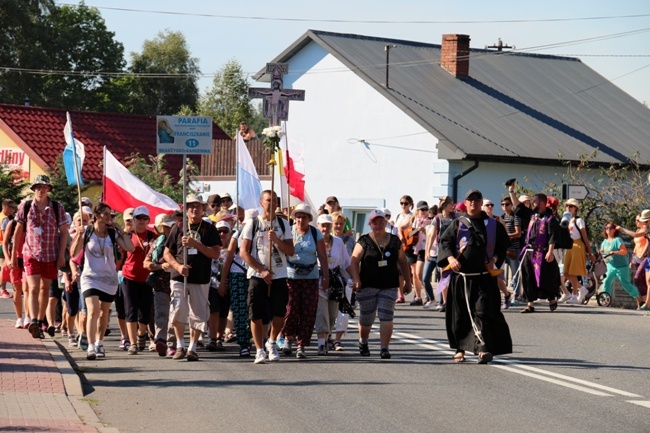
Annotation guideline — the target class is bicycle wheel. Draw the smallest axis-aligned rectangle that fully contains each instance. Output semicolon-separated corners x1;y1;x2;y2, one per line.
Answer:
597;292;612;307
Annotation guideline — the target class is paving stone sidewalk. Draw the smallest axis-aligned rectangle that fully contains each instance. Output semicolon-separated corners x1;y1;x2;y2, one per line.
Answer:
0;319;115;432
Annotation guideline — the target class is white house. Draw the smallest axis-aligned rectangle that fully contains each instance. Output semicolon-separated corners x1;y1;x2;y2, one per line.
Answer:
248;30;649;232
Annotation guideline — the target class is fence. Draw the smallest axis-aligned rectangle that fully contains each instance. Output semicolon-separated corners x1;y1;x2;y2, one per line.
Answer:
200;139;271;178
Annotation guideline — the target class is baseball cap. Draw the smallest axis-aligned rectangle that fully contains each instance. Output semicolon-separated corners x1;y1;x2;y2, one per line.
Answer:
369;209;386;222
465;190;483;200
207;194;221;205
416;200;429;210
123;207;135;221
317;214;333;225
325;196;338;204
518;195;531;203
215;220;230;230
133;206;149;218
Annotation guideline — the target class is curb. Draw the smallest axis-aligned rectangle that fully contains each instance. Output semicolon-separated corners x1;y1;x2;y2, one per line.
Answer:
42;337;120;433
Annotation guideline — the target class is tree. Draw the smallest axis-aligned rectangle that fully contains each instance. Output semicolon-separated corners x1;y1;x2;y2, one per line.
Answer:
0;2;127;111
122;153;198;204
126;30;200;116
197;59;256;137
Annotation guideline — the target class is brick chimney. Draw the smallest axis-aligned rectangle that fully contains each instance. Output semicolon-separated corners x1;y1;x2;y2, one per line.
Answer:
441;34;470;77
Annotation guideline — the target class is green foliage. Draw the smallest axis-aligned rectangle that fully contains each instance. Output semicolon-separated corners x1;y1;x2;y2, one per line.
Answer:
46;156;91;216
127;30;200;116
197;59;255;137
123;153;198;204
543;152;650;245
0;2;126;111
0;163;29;204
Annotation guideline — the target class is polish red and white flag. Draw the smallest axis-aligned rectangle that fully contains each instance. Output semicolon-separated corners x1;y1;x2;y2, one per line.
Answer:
102;147;179;218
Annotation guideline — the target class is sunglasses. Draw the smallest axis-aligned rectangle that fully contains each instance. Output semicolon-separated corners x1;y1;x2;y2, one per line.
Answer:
218;229;230;234
484;204;494;207
135;215;150;221
605;225;615;229
566;204;576;209
222;198;232;202
400;202;410;206
210;203;219;207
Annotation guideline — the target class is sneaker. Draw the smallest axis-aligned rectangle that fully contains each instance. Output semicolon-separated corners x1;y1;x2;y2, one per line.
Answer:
38;327;45;339
96;345;105;358
186;350;199;362
266;340;280;362
47;326;56;337
503;293;512;310
155;341;167;357
639;303;649;311
409;297;423;306
0;290;12;298
127;344;138;355
15;318;23;329
317;344;327;356
68;336;78;348
558;292;572;303
395;296;405;304
277;336;285;350
166;347;177;357
435;303;445;311
333;341;344;351
215;339;225;351
28;321;40;339
23;317;31;329
282;339;293;356
359;341;370;357
172;347;186;360
239;346;251;357
439;304;446;312
566;295;580;304
380;348;391;359
86;349;96;360
148;342;157;352
423;300;436;309
79;333;88;350
577;286;588;303
296;346;306;359
254;350;267;364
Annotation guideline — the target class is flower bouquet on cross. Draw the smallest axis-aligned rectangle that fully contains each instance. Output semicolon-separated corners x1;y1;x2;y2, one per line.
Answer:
262;125;283;160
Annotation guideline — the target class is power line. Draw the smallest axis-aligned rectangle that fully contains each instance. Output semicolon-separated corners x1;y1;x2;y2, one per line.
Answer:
54;4;650;25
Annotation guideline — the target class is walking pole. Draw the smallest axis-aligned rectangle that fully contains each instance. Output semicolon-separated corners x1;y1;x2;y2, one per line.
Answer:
182;154;187;292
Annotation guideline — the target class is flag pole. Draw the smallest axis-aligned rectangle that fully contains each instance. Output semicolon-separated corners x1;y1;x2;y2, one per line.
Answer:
283;121;291;211
182;154;188;291
235;131;240;231
67;113;83;211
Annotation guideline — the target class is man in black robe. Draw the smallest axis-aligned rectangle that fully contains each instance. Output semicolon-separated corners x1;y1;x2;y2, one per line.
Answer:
519;193;561;313
438;189;512;364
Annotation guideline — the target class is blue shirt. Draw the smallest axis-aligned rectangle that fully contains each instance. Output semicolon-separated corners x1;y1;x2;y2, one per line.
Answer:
287;225;322;279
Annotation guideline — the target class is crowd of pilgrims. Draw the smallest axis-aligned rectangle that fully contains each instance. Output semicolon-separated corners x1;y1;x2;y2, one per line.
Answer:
2;179;648;365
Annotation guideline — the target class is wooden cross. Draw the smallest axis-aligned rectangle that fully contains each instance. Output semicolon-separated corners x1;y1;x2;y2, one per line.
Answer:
249;63;305;126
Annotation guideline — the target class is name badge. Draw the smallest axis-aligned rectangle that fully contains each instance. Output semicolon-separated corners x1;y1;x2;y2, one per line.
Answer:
34;227;42;236
188;248;198;255
377;260;388;267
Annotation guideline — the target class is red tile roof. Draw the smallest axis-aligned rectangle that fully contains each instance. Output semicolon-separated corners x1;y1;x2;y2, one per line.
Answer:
0;104;231;182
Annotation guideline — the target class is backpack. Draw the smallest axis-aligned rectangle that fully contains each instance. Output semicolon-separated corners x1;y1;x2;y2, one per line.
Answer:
554;216;574;250
23;199;62;226
78;225;119;268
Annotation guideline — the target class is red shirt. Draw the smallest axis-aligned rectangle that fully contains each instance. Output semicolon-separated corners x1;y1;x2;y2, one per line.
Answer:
121;231;154;282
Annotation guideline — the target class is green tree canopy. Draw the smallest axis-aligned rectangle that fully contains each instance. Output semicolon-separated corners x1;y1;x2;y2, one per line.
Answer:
0;2;126;111
127;30;200;116
197;59;257;137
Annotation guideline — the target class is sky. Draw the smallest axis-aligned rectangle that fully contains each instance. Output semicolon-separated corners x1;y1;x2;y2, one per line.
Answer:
60;0;650;105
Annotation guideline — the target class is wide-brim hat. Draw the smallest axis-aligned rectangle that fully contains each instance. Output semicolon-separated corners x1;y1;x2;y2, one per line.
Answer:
291;203;313;220
30;174;52;191
639;209;650;222
186;194;206;205
565;198;580;208
154;213;175;233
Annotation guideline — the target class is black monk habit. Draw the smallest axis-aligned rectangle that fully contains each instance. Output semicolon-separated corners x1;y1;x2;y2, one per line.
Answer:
520;209;562;301
438;212;513;356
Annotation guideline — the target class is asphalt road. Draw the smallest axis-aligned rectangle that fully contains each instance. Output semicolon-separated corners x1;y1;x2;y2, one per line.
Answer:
2;297;649;433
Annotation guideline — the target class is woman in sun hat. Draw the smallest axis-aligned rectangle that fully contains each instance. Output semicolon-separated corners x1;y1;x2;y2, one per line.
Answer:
562;198;595;304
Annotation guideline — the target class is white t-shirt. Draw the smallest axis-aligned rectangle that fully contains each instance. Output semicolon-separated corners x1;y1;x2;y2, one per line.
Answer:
80;232;118;295
241;215;292;280
318;236;351;299
569;217;586;241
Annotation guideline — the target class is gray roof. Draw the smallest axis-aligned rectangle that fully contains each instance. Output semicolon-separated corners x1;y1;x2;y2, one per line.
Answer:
256;30;650;165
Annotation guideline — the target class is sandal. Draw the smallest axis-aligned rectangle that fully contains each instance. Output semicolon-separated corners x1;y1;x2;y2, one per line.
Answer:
549;300;558;312
520;305;535;314
477;352;493;364
453;351;466;363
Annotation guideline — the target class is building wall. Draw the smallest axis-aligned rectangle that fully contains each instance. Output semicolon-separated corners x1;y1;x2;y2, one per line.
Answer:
280;42;445;226
0;128;46;181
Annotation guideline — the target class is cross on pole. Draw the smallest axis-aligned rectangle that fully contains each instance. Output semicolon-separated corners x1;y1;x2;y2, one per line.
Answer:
248;63;305;126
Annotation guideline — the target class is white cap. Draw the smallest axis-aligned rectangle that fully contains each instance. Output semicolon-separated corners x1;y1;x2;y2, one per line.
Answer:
368;209;386;222
317;214;333;225
133;206;149;218
215;221;230;230
81;206;93;215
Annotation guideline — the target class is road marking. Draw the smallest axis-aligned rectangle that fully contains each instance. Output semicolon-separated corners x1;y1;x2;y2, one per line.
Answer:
352;324;645;401
627;401;650;408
